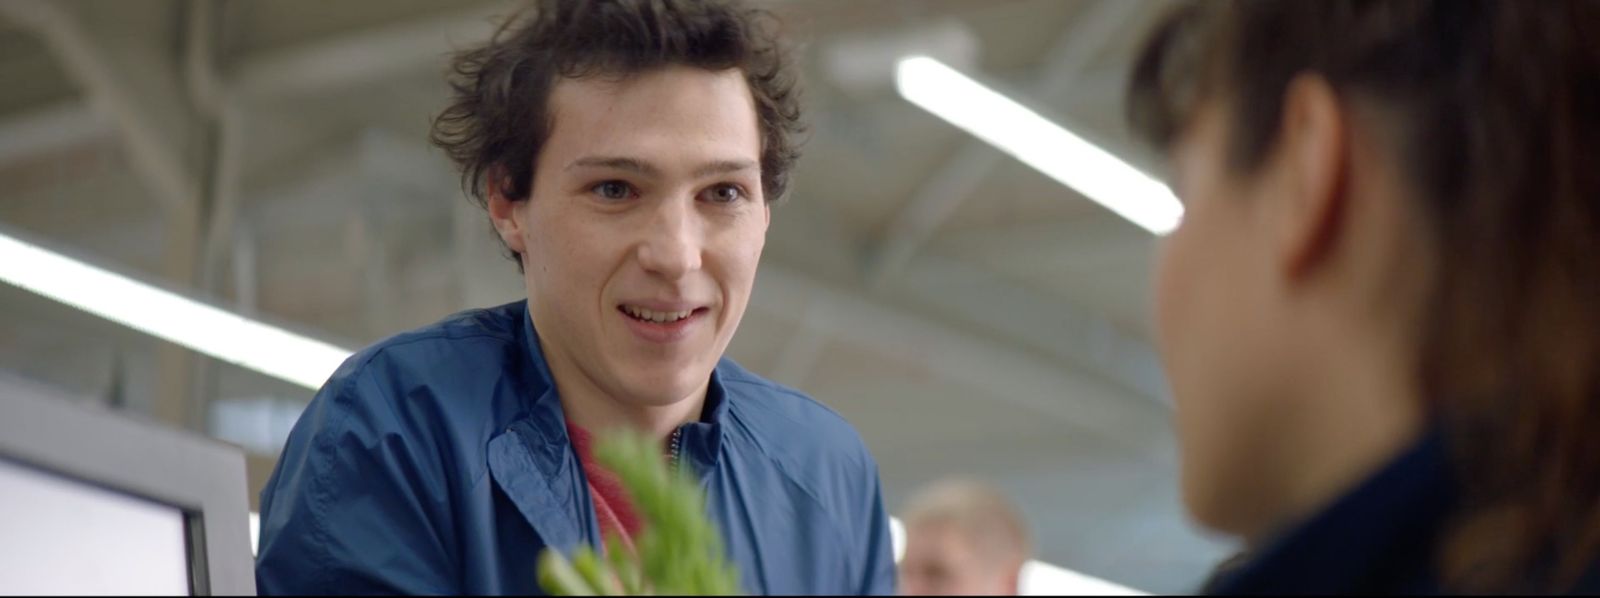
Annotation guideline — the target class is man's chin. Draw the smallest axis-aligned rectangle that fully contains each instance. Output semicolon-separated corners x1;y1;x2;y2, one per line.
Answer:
615;372;712;407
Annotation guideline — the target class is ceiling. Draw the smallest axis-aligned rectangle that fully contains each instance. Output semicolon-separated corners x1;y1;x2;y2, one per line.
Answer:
0;0;1233;592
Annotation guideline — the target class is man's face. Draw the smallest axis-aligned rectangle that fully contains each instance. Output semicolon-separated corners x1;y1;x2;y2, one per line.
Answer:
899;522;1018;596
499;66;769;408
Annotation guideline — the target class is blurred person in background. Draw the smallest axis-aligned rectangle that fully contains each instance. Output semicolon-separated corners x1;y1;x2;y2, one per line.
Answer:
254;0;895;594
898;478;1031;596
1126;0;1600;593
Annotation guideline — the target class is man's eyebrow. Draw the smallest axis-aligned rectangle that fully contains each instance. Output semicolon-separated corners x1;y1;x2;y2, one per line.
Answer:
692;159;759;178
565;156;660;176
564;156;759;179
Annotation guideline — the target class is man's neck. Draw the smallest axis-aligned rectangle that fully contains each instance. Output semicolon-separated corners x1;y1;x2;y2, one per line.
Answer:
537;344;708;444
558;380;708;443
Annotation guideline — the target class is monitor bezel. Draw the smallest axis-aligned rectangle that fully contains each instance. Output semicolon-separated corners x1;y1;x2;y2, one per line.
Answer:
0;374;254;595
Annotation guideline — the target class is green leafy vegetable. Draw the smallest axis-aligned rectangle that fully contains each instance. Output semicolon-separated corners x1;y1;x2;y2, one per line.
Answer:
538;431;741;595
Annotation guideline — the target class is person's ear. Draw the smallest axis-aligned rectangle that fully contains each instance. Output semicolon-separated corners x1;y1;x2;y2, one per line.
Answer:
485;165;528;255
1270;74;1350;282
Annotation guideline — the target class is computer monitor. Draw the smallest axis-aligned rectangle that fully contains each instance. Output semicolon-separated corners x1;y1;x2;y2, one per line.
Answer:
0;375;255;595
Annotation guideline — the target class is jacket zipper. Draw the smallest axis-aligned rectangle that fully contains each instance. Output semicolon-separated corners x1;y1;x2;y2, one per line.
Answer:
668;427;684;470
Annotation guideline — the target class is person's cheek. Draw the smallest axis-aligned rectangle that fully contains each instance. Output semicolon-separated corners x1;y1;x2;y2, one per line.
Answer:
1152;230;1188;384
721;218;764;326
1154;222;1214;507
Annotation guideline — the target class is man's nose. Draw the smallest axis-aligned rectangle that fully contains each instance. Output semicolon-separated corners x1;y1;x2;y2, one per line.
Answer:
635;196;703;279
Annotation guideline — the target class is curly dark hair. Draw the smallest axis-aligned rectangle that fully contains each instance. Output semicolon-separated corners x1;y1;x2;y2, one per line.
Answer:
430;0;804;261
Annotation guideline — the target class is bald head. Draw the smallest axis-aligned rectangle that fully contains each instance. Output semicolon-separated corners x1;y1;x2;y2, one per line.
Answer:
898;479;1031;596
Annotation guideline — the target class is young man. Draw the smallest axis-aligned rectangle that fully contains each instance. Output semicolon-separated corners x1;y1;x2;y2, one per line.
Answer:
253;0;895;594
896;479;1032;596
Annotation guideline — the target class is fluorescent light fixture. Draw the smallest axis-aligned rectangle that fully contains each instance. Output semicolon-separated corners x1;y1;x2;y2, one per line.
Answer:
249;511;260;557
0;229;351;390
1020;559;1146;596
890;516;907;561
895;56;1184;235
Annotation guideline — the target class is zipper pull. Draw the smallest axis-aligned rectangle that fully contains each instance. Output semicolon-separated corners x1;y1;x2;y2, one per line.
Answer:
669;427;684;470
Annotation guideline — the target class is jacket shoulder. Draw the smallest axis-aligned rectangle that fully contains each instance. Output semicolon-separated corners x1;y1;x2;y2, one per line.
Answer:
718;359;875;479
324;301;526;400
290;301;533;472
338;301;524;372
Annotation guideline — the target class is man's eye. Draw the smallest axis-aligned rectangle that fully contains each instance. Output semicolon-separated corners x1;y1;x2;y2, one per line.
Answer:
592;181;633;200
703;184;745;204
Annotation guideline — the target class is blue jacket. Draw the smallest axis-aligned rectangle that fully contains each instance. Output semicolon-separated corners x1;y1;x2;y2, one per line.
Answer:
256;301;896;595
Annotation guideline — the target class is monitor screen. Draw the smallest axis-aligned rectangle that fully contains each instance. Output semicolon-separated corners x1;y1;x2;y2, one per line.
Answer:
0;457;193;595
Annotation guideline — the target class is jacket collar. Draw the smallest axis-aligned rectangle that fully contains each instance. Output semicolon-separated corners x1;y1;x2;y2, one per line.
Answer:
486;301;729;553
680;363;728;477
519;302;727;472
1209;425;1455;594
484;303;588;553
517;302;570;448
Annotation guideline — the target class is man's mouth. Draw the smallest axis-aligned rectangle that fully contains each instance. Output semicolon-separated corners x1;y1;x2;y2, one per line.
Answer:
619;305;705;324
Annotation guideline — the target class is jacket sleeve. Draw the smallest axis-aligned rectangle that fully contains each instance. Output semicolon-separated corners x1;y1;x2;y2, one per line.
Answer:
855;454;898;595
255;364;459;595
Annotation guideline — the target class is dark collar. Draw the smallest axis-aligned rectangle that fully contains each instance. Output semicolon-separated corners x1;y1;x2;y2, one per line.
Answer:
1209;426;1457;595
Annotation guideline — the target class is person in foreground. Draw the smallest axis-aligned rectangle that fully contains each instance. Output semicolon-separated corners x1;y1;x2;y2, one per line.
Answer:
897;478;1032;596
1126;0;1600;593
253;0;896;594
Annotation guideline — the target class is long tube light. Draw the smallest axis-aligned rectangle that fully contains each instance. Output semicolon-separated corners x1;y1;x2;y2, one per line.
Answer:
894;56;1183;235
0;229;350;389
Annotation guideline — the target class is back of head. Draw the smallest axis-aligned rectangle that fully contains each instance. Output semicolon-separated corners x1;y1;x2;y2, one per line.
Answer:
1128;1;1600;592
898;478;1031;595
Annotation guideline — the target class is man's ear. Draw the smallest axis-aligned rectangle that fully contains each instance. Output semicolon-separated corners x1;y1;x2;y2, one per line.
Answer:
485;166;528;255
1271;74;1350;282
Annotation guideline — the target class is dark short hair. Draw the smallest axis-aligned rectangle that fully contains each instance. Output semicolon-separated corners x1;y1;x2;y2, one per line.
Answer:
1127;1;1600;592
430;0;804;262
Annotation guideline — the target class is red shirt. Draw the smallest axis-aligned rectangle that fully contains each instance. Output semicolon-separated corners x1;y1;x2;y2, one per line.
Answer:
565;424;644;554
